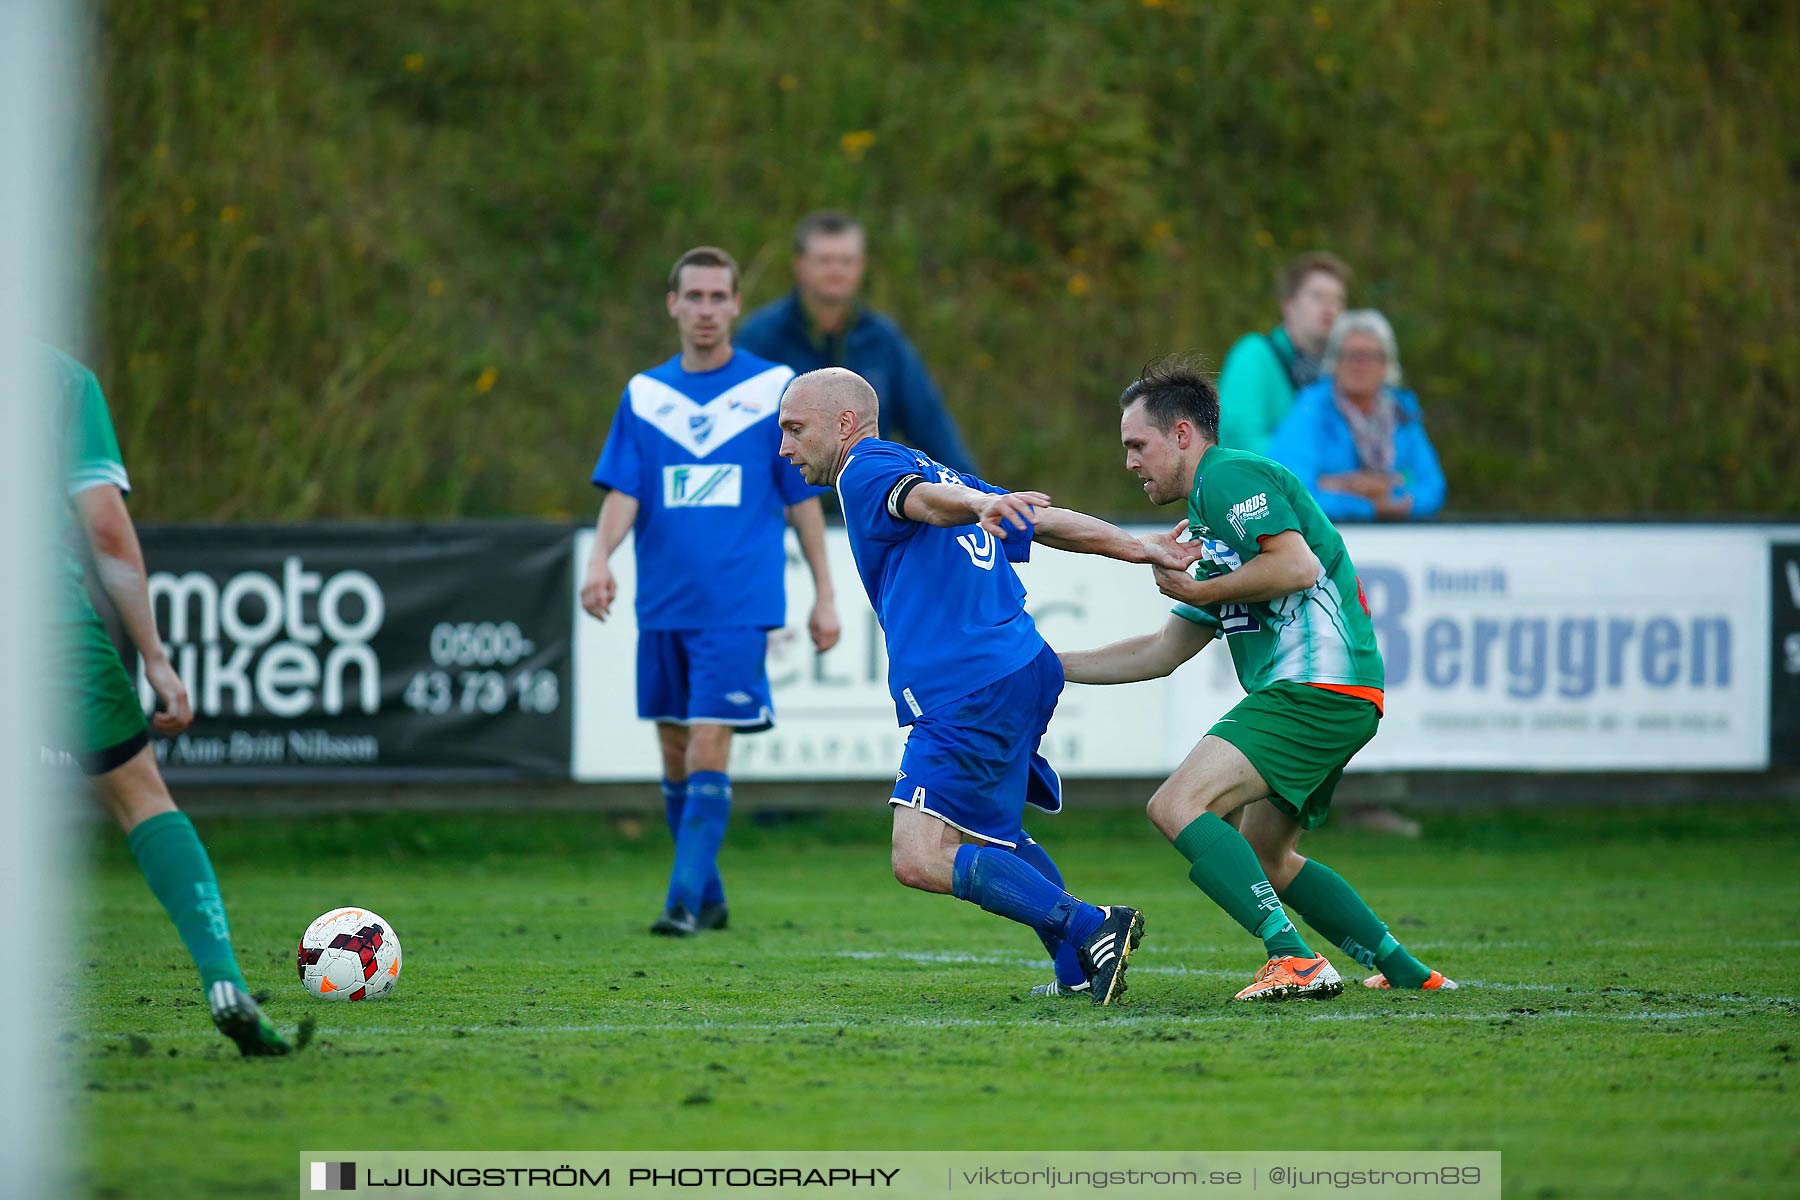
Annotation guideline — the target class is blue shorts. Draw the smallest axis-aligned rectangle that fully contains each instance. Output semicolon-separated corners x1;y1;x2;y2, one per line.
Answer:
887;644;1064;848
637;627;774;732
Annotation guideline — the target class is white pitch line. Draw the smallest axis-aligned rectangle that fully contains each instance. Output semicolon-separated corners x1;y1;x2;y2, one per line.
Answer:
838;949;1245;980
833;951;1798;1004
76;1005;1774;1043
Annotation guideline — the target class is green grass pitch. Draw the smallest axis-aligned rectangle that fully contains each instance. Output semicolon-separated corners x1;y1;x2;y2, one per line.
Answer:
72;801;1796;1199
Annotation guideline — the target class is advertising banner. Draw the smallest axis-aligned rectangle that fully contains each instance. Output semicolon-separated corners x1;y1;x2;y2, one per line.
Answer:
573;524;1772;781
570;530;1176;783
1769;537;1800;767
1337;524;1768;771
137;524;573;782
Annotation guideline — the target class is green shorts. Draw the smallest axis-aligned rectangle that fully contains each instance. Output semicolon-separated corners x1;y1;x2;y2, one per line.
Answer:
1206;681;1380;831
51;616;149;774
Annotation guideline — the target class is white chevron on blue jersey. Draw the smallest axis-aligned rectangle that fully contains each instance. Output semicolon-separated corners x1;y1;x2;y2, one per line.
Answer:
627;365;794;459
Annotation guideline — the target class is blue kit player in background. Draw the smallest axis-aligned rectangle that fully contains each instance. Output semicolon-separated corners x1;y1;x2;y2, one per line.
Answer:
582;247;840;937
776;367;1204;1005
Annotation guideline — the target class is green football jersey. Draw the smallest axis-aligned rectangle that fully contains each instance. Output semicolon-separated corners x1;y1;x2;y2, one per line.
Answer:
1171;444;1384;694
50;345;129;623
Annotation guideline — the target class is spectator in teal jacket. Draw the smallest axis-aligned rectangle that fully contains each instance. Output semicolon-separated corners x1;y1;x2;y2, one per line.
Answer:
1265;309;1446;522
1217;251;1351;454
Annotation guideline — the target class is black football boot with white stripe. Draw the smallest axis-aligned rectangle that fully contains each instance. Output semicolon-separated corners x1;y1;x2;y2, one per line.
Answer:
1077;906;1145;1006
1028;978;1091;998
208;981;294;1057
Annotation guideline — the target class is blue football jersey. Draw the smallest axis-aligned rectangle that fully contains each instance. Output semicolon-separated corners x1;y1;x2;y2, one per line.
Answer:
836;438;1043;725
592;350;819;630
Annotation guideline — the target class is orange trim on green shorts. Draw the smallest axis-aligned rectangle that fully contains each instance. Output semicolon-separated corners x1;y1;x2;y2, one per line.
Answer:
1303;682;1384;715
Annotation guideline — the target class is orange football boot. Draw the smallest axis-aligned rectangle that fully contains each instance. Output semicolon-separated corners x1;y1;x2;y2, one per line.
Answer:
1363;969;1459;991
1233;955;1344;1001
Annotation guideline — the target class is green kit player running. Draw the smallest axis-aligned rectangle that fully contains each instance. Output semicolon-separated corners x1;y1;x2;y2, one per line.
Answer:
45;344;294;1055
1060;359;1455;1001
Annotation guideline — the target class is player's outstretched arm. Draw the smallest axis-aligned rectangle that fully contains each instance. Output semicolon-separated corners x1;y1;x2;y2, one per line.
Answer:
581;489;639;621
899;482;1047;538
1059;614;1216;685
76;485;192;734
1034;510;1202;571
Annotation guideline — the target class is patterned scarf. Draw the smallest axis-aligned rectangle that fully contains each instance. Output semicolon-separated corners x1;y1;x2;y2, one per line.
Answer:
1333;387;1399;473
1289;349;1324;389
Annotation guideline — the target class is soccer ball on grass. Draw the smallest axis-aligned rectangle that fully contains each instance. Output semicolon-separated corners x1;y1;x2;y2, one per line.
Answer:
297;907;402;1000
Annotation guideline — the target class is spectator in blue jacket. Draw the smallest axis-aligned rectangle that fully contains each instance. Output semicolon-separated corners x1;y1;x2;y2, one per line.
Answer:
736;211;977;474
1265;310;1446;522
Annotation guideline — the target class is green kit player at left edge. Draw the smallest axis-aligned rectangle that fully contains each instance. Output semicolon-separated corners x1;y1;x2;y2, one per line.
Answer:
45;343;304;1056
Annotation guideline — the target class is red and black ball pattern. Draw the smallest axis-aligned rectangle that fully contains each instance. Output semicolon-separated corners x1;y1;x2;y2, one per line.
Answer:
299;922;388;1000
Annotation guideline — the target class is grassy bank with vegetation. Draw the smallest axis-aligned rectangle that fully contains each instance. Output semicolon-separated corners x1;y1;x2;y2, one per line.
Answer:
95;0;1798;520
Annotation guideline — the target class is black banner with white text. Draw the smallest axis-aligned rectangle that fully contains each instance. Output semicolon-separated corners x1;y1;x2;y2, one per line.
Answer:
1769;540;1800;767
134;523;572;782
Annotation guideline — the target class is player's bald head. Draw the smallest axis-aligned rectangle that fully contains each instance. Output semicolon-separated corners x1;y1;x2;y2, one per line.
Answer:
786;366;879;424
778;367;880;488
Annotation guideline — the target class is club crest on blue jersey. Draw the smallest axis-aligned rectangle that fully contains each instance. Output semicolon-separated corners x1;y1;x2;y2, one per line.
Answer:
956;528;999;570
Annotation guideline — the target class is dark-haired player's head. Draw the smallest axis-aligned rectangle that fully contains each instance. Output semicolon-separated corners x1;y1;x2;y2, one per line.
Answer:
666;246;742;356
1277;251;1351;358
1118;359;1219;507
791;210;866;313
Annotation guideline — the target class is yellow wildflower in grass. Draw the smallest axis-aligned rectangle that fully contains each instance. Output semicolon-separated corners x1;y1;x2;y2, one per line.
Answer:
1311;5;1331;29
1254;229;1276;249
219;205;243;224
1315;54;1338;76
403;53;425;73
427;279;446;298
839;130;877;161
1067;272;1091;299
778;73;799;92
474;367;498;395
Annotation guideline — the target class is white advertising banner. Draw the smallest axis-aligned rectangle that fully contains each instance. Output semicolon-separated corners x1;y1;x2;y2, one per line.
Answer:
570;530;1177;782
1335;524;1768;771
573;524;1771;781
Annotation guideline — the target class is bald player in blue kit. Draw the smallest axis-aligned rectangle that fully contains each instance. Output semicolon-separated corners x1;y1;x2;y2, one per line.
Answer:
776;367;1204;1004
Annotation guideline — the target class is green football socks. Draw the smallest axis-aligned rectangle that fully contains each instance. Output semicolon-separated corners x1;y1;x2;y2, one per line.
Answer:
1173;813;1313;959
127;811;246;991
1279;858;1433;988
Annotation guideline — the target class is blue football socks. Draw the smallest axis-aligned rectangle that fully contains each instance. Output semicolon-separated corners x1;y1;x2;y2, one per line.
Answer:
1009;835;1089;987
952;843;1105;948
667;771;732;913
662;777;724;910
